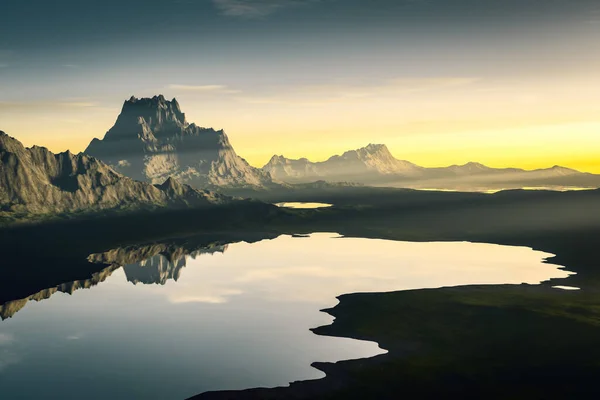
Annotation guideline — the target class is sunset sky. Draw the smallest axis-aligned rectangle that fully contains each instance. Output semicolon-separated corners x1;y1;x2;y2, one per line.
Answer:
1;0;599;171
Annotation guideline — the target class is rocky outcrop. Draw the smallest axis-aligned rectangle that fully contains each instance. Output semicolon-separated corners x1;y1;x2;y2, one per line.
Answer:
85;95;278;190
0;131;228;217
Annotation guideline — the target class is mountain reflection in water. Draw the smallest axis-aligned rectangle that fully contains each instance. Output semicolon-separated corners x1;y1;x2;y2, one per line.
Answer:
1;242;231;319
0;233;574;400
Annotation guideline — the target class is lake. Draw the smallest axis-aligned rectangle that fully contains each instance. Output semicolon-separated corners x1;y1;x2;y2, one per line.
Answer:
0;233;573;399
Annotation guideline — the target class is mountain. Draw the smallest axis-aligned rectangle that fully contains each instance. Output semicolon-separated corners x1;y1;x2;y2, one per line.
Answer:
262;144;600;191
264;143;423;183
85;95;278;190
0;131;228;219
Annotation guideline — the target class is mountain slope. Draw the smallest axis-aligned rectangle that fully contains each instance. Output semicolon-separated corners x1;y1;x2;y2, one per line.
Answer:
0;131;227;218
85;95;278;190
264;144;423;183
262;144;600;190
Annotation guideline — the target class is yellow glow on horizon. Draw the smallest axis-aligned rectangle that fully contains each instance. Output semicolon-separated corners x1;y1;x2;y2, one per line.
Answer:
232;121;600;173
4;118;600;174
2;75;599;174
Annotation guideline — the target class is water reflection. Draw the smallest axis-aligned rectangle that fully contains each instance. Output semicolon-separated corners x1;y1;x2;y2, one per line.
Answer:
1;242;231;320
275;202;333;209
123;246;228;286
552;285;581;291
0;265;120;320
0;233;573;400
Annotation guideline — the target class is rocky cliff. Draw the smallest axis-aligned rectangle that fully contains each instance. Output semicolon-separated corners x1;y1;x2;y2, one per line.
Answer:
85;95;278;190
0;131;228;218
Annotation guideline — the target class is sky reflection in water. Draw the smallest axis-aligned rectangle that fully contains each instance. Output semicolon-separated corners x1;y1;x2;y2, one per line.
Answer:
0;233;572;399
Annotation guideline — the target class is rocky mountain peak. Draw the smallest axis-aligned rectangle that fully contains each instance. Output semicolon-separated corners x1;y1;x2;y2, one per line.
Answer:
364;143;389;154
339;143;393;160
84;96;277;190
462;162;489;170
156;176;187;196
266;155;291;165
0;131;27;154
107;95;188;142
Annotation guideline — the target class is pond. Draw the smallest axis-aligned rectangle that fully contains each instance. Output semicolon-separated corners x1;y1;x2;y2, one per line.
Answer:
275;202;333;209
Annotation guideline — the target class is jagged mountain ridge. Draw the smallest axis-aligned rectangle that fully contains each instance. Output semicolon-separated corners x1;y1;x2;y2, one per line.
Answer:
0;131;228;217
85;95;278;190
262;144;600;190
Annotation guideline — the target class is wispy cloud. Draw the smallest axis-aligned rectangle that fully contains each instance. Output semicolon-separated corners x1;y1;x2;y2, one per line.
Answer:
212;0;317;18
62;64;80;69
234;77;480;106
168;289;243;304
168;84;241;94
0;64;7;68
0;100;98;113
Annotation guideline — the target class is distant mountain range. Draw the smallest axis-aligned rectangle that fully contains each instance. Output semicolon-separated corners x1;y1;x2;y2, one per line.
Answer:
85;95;279;190
81;95;599;192
262;144;600;190
3;94;597;217
0;131;231;219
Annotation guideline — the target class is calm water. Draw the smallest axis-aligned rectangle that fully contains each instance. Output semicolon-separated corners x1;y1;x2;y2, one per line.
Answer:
275;202;333;209
0;233;572;399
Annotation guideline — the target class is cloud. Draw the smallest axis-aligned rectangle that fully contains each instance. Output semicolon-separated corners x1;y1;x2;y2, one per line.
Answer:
0;100;98;112
212;0;317;18
0;64;7;68
388;77;480;92
233;77;480;106
167;84;241;94
168;289;243;304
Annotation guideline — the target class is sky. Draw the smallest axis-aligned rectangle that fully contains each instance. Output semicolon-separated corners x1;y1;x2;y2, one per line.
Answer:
1;0;599;172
